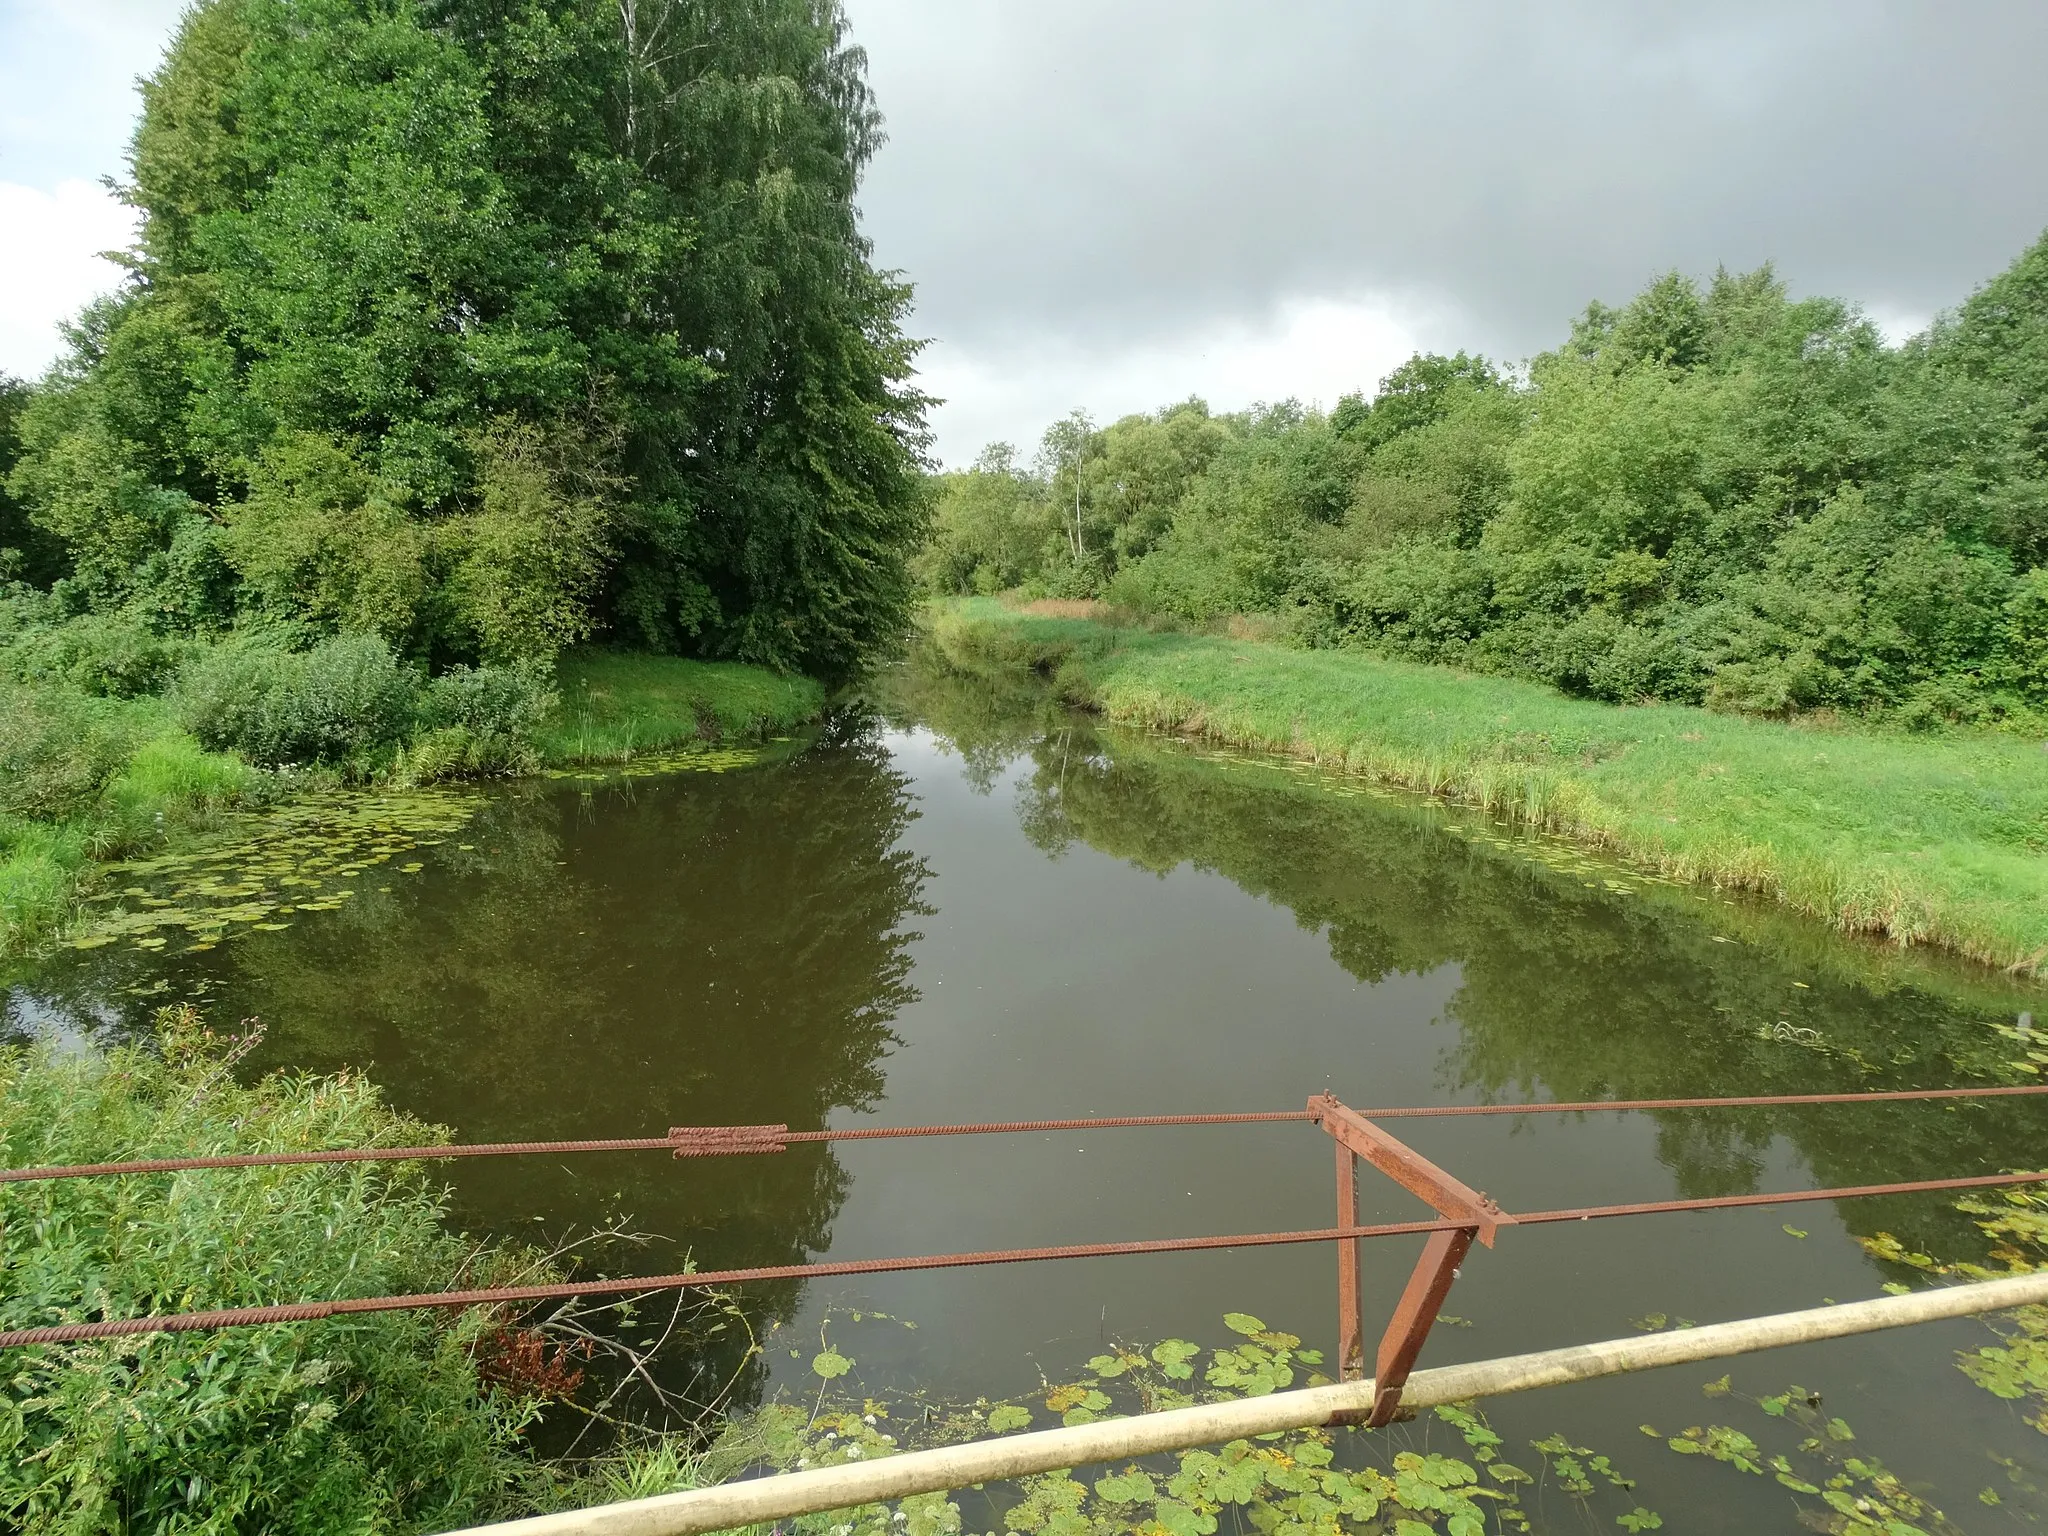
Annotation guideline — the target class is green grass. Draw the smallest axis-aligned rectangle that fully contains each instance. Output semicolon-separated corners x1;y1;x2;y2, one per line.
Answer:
537;651;827;763
930;598;2048;980
0;693;261;966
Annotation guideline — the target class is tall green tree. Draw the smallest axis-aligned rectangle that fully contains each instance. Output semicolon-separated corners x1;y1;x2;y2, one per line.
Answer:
9;0;927;675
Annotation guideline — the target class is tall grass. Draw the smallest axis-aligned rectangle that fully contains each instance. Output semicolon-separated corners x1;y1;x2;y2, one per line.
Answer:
930;599;2048;979
0;685;260;963
537;651;826;763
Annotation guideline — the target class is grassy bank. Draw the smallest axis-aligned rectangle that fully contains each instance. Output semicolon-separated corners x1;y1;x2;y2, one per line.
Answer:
929;598;2048;980
1;651;825;971
540;651;826;764
0;688;261;962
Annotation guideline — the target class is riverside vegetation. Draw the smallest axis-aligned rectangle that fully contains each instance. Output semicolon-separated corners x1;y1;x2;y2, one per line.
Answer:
925;603;2048;978
917;240;2048;735
0;0;910;964
909;231;2048;977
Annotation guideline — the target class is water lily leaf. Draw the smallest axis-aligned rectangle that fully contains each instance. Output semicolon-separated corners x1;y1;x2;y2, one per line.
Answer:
1222;1313;1265;1336
1782;1224;1809;1239
1151;1340;1200;1379
1148;1499;1214;1536
811;1349;853;1380
1093;1471;1155;1504
986;1404;1032;1433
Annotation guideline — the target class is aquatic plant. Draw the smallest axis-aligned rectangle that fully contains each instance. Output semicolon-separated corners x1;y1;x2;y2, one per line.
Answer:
1645;1376;1960;1534
689;1313;1662;1536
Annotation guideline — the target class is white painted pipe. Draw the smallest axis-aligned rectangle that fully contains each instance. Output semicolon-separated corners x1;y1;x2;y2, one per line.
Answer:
446;1273;2048;1536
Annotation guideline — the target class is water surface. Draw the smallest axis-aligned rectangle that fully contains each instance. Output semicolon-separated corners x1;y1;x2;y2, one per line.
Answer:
12;656;2048;1528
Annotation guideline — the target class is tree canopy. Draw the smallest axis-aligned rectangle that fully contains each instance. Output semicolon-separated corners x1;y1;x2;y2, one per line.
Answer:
3;0;928;676
920;238;2048;729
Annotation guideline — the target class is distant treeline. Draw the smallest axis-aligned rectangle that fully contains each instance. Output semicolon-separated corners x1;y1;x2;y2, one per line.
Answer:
0;0;927;681
920;238;2048;728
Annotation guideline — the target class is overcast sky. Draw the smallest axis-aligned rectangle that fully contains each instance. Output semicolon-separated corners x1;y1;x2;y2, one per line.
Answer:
5;1;2046;463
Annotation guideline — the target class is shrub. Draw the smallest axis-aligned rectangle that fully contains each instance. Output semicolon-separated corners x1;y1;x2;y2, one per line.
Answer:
0;683;138;822
0;609;195;698
176;633;421;768
0;1006;542;1532
402;663;558;780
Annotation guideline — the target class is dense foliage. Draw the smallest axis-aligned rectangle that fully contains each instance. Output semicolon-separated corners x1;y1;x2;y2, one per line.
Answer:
2;0;926;678
921;239;2048;728
0;1006;546;1533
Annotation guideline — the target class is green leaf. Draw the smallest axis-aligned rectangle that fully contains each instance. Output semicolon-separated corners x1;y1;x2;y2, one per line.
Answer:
1151;1340;1200;1380
1222;1312;1265;1336
1783;1224;1809;1239
1149;1498;1215;1536
1701;1374;1731;1397
1093;1471;1156;1504
1617;1509;1663;1532
986;1404;1032;1433
810;1349;853;1380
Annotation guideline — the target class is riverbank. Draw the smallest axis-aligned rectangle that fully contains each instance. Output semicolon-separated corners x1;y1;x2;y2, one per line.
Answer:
0;652;825;970
928;598;2048;980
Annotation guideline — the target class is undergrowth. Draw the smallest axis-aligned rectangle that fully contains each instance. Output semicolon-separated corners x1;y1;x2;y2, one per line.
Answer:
0;1005;551;1533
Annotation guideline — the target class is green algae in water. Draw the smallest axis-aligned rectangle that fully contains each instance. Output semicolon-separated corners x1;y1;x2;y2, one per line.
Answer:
543;743;772;785
69;788;481;954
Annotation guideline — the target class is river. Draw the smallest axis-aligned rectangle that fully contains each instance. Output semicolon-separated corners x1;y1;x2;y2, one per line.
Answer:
10;649;2048;1530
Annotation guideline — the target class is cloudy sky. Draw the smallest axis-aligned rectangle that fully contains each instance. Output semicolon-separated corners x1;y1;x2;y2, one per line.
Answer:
5;1;2047;463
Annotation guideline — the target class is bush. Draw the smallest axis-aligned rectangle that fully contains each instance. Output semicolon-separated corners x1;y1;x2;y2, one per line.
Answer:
0;683;138;822
402;663;559;780
175;635;558;778
0;609;195;698
175;633;421;768
0;1006;543;1532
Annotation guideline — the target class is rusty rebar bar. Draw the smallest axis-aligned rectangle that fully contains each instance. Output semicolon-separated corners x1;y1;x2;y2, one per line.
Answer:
9;1164;2048;1350
7;1086;2045;1184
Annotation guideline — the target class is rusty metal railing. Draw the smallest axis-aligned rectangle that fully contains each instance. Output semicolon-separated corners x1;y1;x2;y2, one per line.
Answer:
5;1086;2048;1365
7;1083;2044;1183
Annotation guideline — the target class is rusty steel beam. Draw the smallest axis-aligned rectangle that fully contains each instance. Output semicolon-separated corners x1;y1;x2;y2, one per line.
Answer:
1309;1095;1505;1424
1335;1143;1365;1381
1369;1227;1477;1425
1308;1094;1511;1246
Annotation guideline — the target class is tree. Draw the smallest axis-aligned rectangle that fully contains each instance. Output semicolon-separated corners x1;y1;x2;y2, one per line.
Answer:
9;0;928;676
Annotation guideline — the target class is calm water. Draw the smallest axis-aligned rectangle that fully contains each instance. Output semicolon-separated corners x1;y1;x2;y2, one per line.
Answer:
11;653;2048;1529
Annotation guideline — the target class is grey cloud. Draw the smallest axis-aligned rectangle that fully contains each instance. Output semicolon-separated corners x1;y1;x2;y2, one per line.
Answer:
846;0;2048;363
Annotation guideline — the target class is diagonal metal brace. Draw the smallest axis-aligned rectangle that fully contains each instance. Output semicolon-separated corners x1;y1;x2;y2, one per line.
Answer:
1309;1095;1511;1246
1310;1094;1514;1423
669;1124;789;1158
1368;1226;1475;1424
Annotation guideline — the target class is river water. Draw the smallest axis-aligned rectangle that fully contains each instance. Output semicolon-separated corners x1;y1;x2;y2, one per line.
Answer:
10;652;2048;1529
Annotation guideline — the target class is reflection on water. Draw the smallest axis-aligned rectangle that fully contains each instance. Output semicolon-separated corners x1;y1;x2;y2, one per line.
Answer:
8;651;2048;1525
